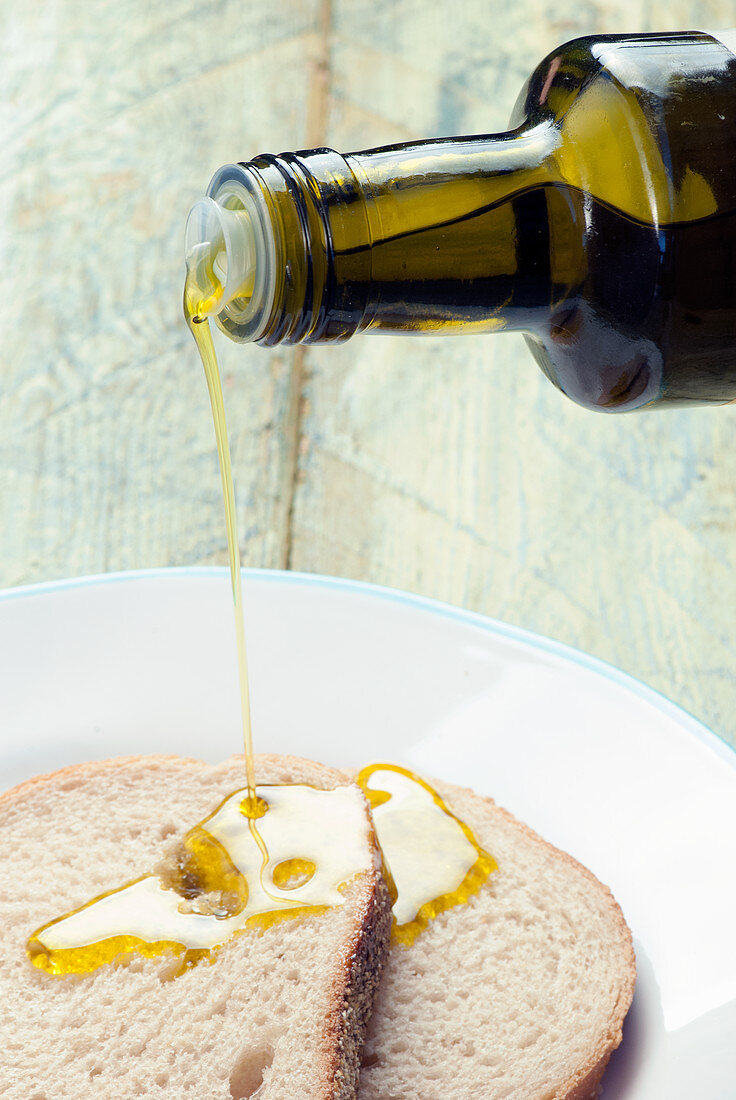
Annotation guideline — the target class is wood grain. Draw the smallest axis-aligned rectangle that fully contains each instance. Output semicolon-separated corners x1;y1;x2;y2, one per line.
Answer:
0;0;324;583
1;0;735;747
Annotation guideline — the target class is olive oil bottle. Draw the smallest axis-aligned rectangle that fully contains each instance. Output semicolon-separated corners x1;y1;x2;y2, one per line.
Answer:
185;31;736;412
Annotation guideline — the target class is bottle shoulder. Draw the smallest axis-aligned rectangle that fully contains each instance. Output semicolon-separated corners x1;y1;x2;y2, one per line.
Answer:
512;31;736;227
512;32;726;127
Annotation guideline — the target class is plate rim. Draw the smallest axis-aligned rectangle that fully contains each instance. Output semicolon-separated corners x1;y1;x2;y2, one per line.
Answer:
3;566;735;772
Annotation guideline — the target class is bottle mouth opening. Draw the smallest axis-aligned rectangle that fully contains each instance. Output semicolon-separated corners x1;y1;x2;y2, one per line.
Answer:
184;197;253;319
184;166;277;342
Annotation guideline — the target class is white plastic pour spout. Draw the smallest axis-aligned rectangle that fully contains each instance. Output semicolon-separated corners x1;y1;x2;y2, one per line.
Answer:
184;166;277;342
185;197;257;319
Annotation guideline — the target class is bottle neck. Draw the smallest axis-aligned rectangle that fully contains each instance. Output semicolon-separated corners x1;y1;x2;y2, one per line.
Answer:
206;123;579;346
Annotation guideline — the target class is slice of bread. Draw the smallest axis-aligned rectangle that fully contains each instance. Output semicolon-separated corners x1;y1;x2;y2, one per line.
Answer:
357;775;636;1100
0;754;392;1100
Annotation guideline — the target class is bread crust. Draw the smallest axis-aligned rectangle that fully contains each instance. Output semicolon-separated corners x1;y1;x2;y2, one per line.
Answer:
325;874;393;1099
555;983;634;1100
560;1053;613;1100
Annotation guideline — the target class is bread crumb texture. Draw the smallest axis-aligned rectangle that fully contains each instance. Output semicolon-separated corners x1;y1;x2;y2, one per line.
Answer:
0;755;391;1100
357;780;635;1100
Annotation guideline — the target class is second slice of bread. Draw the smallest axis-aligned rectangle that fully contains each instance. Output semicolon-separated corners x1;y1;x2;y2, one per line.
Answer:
358;776;635;1100
0;754;391;1100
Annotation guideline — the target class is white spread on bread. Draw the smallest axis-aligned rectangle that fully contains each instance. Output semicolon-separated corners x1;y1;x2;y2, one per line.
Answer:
356;764;497;945
28;783;378;975
28;764;499;975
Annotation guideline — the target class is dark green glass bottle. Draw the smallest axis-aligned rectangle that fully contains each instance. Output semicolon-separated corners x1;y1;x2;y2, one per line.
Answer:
185;31;736;411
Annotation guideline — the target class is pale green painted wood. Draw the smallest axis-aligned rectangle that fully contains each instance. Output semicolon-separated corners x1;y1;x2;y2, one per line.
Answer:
1;0;734;747
0;0;321;583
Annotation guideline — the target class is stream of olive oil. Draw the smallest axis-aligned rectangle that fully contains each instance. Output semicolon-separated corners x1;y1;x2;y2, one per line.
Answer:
183;274;257;810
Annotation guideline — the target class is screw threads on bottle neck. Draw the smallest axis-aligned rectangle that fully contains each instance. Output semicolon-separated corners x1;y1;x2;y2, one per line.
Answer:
208;151;372;347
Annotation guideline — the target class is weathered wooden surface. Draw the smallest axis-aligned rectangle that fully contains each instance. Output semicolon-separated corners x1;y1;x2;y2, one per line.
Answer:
1;0;735;747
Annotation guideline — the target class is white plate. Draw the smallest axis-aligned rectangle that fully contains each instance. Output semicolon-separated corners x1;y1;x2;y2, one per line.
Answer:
1;568;735;1099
